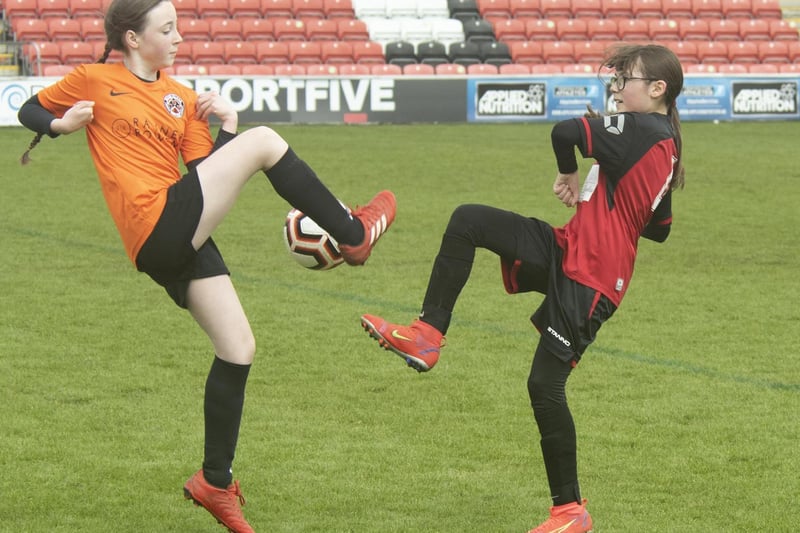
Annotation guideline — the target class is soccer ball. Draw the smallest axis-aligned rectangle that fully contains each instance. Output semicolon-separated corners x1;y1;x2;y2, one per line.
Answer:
283;208;344;270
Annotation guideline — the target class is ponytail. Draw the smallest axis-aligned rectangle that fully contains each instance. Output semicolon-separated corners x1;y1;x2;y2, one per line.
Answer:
97;41;112;63
668;103;685;190
20;132;44;165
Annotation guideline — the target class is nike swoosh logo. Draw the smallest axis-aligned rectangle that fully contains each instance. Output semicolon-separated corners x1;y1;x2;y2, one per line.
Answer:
548;519;577;533
109;90;131;96
390;330;412;341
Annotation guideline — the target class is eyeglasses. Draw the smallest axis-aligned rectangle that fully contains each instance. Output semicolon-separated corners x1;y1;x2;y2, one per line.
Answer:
603;74;657;90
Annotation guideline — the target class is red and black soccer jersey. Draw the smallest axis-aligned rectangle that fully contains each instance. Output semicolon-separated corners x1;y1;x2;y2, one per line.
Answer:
552;112;677;307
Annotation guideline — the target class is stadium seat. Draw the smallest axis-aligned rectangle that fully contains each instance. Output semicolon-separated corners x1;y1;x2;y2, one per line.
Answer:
556;18;588;41
288;40;322;63
26;41;62;69
306;63;339;75
540;0;572;18
617;18;650;41
416;40;450;65
751;0;782;19
351;40;385;63
324;0;356;18
778;63;800;73
48;18;82;41
707;19;741;41
229;0;263;17
769;20;800;41
692;0;723;18
686;63;718;73
210;18;243;40
758;40;790;62
224;40;258;63
262;0;294;18
386;0;419;18
478;0;512;19
60;40;95;64
499;62;531;74
256;41;290;63
173;43;194;65
43;63;76;76
418;0;450;18
678;18;711;41
531;63;562;73
402;63;436;75
463;18;495;43
586;19;618;41
294;0;326;18
648;19;680;41
431;18;466;45
739;19;771;41
664;40;698;64
526;19;558;41
337;19;370;41
320;40;355;63
197;0;230;19
274;18;307;41
353;0;387;18
468;63;499;74
338;63;372;75
509;0;541;17
694;40;729;63
727;40;759;63
509;40;543;64
541;40;574;63
179;18;211;41
4;0;40;22
788;40;800;62
241;18;274;40
435;63;467;75
173;0;199;18
448;0;481;23
38;0;71;19
367;18;404;45
13;18;50;41
175;64;209;75
274;63;307;76
661;0;693;18
720;0;753;18
306;18;339;41
601;0;633;18
208;63;242;75
493;19;527;42
370;63;403;75
448;41;482;66
69;0;104;18
562;63;595;73
715;63;747;73
747;62;779;73
631;0;663;19
573;40;607;65
572;0;603;18
384;40;417;66
400;18;435;46
192;41;226;64
480;40;512;65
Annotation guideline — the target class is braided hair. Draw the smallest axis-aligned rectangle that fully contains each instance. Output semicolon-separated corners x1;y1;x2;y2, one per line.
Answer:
20;0;165;165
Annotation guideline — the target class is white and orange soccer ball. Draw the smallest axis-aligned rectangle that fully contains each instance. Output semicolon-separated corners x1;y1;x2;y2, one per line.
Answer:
282;208;344;270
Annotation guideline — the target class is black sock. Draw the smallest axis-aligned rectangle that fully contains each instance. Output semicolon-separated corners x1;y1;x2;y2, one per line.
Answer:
265;147;363;245
420;232;476;334
202;356;250;489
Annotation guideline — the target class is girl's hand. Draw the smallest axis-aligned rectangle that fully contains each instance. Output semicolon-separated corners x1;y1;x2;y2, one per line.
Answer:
553;171;580;208
51;100;94;134
196;90;238;133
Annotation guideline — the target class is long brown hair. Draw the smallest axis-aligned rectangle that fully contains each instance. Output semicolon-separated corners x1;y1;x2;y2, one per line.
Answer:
20;0;166;164
602;44;686;189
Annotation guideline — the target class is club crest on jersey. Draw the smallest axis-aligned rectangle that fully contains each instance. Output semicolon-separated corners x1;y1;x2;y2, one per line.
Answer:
163;93;185;118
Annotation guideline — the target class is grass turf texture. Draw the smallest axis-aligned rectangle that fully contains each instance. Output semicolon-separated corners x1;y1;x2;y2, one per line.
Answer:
1;121;798;532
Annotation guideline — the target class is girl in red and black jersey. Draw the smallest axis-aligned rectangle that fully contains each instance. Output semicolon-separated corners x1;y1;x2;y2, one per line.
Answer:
360;44;685;533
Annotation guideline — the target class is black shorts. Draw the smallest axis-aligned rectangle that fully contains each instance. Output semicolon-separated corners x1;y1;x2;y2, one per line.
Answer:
499;217;616;363
135;169;230;309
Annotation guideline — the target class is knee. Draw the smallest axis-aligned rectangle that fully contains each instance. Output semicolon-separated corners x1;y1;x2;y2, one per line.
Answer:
446;204;482;234
527;371;566;414
222;333;256;366
248;126;289;169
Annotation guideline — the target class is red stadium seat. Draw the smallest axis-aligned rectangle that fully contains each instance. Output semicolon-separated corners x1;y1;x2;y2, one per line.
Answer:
44;63;76;76
540;0;572;19
337;19;370;41
715;63;747;73
678;19;711;41
320;40;354;63
208;63;242;75
338;63;371;75
648;19;680;41
586;19;618;41
38;0;70;19
531;63;562;73
241;18;274;40
467;63;499;75
371;63;404;75
541;40;574;63
176;64;210;75
402;63;435;75
499;63;531;74
294;0;326;18
351;40;385;64
80;17;106;41
13;18;50;41
573;40;607;65
788;41;800;62
60;40;95;64
479;0;512;19
493;18;527;42
572;0;603;18
739;19;771;41
48;18;82;41
686;63;718;73
27;41;62;68
631;0;663;19
691;0;723;18
510;41;543;64
4;0;40;22
556;18;588;41
179;18;211;41
720;0;753;18
778;63;800;73
306;18;339;41
601;0;634;18
274;64;307;76
197;0;230;20
287;40;322;64
241;64;276;74
694;40;729;63
707;19;741;41
273;18;307;41
262;0;294;18
224;41;258;63
210;18;243;41
324;0;355;18
562;63;596;73
435;63;467;75
769;20;800;41
758;40;790;63
747;63;779;73
727;40;759;63
69;0;104;18
192;41;226;64
306;63;339;75
229;0;263;17
509;0;542;18
617;18;650;42
173;0;199;18
526;19;558;41
751;0;782;18
664;40;699;64
661;0;693;18
256;41;290;63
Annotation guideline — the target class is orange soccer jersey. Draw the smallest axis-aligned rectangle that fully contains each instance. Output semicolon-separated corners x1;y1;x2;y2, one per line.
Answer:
35;62;213;264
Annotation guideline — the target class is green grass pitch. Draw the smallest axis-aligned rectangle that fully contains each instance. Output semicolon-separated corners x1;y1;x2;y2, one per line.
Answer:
1;121;798;531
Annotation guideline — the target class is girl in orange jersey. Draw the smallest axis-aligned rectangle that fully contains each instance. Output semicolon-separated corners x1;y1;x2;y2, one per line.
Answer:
17;1;395;531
